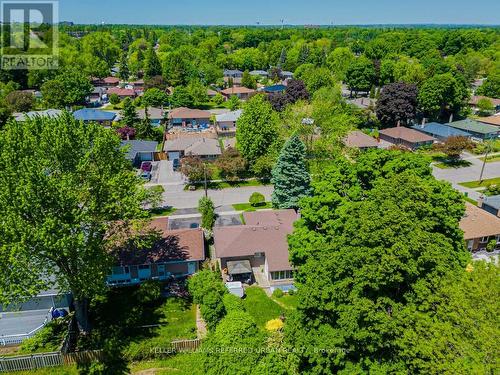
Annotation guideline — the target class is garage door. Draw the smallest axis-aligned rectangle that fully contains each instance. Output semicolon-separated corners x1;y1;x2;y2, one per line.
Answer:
168;151;180;161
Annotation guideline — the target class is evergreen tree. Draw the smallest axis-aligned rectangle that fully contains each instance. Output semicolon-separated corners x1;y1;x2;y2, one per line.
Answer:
143;47;162;80
136;106;155;140
278;47;287;69
271;135;311;209
121;97;138;127
241;70;257;89
118;52;129;80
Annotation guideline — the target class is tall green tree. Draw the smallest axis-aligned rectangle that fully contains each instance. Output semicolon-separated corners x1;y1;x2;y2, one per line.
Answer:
121;97;139;127
271;135;311;209
286;150;470;373
345;57;377;95
41;68;92;108
198;196;216;232
118;52;130;80
236;94;280;164
143;47;162;80
0;113;148;332
241;70;257;89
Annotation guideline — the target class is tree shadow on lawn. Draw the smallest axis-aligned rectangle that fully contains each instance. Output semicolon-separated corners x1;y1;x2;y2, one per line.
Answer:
434;157;472;169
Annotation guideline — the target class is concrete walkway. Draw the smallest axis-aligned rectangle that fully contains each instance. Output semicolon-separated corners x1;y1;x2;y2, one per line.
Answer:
195;305;207;339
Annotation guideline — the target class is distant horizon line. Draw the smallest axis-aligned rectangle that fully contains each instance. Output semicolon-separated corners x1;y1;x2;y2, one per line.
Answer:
58;22;500;27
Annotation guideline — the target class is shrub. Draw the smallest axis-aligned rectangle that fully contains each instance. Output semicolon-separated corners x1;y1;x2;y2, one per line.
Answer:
109;93;120;105
135;280;162;304
249;192;265;207
288;289;295;296
272;288;284;298
223;293;244;313
19;317;69;353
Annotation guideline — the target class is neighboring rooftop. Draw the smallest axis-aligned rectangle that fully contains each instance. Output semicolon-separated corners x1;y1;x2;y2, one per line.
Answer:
483;195;500;210
250;70;268;76
343;130;378;148
107;87;136;97
411;122;472;138
136;107;167;120
14;109;62;122
168;107;211;119
221;87;256;95
215;109;243;123
213;209;297;272
121;140;158;160
460;203;500;240
102;76;120;84
113;217;205;265
379;126;435;143
164;137;221;157
446;119;499;135
468;96;500;107
73;108;116;122
477;115;500;127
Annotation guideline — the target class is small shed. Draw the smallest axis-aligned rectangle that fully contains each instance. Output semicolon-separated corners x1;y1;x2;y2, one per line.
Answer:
225;281;245;298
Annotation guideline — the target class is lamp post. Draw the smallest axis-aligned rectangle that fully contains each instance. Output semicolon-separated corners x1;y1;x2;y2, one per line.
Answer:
479;140;492;184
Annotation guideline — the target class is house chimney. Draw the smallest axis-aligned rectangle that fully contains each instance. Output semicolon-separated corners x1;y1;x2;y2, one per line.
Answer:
397;120;401;128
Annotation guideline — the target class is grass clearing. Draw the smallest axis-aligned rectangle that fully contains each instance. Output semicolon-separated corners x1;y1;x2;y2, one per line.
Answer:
149;207;177;217
481;154;500;163
459;177;500;189
232;202;272;212
185;179;269;191
271;294;299;310
242;287;284;328
130;354;202;375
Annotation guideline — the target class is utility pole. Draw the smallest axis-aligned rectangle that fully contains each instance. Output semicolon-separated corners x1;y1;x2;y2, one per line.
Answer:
204;163;208;198
479;141;492;184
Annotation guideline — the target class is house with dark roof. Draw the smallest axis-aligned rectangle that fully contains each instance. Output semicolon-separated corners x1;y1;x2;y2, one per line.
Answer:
343;130;379;150
213;209;298;292
14;109;62;122
164;137;221;161
88;87;106;106
379;126;435;150
446;119;500;140
168;107;212;128
460;203;500;252
73;109;116;125
121;140;158;166
223;69;243;78
107;217;205;286
411;122;473;141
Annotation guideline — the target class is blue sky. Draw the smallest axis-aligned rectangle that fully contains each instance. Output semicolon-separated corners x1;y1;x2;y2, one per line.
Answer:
59;0;500;25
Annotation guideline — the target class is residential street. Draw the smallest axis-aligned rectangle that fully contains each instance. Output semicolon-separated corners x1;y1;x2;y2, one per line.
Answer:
432;153;500;200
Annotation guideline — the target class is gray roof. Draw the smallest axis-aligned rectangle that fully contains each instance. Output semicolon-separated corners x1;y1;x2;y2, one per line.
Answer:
136;107;167;120
215;109;242;123
227;260;252;275
484;195;500;210
15;109;62;122
250;70;268;76
164;137;221;156
447;119;500;135
121;140;158;160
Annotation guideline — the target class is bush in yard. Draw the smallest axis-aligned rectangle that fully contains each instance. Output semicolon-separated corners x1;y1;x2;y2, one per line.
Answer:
215;147;247;181
272;288;284;298
486;239;496;253
19;316;69;353
180;155;211;183
223;293;244;313
198;196;216;231
109;93;120;105
249;192;265;207
135;280;161;304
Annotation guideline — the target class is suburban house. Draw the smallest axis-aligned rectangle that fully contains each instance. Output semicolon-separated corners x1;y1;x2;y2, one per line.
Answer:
215;109;242;135
223;69;243;78
221;86;256;101
129;79;145;90
164;136;222;161
213;209;298;293
347;97;377;110
14;109;62;122
263;84;287;93
250;70;269;78
477;115;500;127
281;71;294;80
207;88;219;99
446;119;499;140
378;126;435;150
168;107;212;128
343;130;379;150
460;203;500;252
468;96;500;113
73;108;117;125
88;87;106;106
411;122;473;141
136;107;166;127
107;87;137;100
107;217;205;286
478;195;500;217
121;140;158;166
99;76;120;87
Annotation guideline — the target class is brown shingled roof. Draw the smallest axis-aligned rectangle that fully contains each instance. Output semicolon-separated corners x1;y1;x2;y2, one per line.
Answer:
343;130;379;148
213;209;297;272
477;115;500;127
379;126;435;143
460;203;500;240
168;107;212;119
221;87;256;95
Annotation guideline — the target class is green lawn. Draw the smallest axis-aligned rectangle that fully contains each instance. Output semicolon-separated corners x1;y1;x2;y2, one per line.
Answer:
434;159;472;169
271;294;299;310
80;287;196;362
130;354;202;375
464;196;478;206
185;179;269;191
459;177;500;189
232;202;272;212
481;154;500;163
149;206;177;217
242;287;284;328
1;366;78;375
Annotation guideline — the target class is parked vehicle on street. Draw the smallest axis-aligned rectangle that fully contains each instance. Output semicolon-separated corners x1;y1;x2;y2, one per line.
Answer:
140;161;152;172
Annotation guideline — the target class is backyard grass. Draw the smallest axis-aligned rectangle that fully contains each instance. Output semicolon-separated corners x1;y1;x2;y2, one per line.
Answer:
185;178;269;191
1;366;78;375
459;177;500;189
433;159;472;169
481;154;500;163
79;286;196;362
232;202;272;212
130;354;202;375
271;294;299;310
242;287;284;328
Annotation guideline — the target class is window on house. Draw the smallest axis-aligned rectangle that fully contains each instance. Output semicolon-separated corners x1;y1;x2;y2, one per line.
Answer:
138;265;149;270
271;270;294;280
112;266;124;275
480;236;489;243
496;235;500;243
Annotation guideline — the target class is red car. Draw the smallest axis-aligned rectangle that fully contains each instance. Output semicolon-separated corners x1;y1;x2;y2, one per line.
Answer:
140;161;152;172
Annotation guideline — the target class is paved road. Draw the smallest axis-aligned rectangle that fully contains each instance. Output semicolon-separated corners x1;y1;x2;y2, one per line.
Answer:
157;184;273;209
432;153;500;200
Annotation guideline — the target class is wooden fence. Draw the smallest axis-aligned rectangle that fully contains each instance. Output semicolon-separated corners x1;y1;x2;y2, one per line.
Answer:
170;338;201;352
